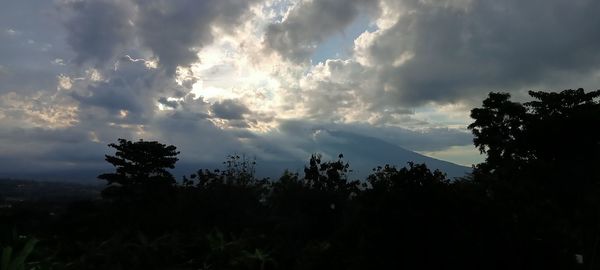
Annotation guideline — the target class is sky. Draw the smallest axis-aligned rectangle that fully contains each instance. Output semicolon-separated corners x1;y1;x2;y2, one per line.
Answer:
2;0;600;180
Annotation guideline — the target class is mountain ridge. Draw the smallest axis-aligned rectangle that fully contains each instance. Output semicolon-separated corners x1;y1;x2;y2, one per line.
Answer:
0;130;472;182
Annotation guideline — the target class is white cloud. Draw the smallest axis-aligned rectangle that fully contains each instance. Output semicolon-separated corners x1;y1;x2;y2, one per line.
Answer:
5;28;19;36
264;0;377;62
0;91;79;129
57;74;73;90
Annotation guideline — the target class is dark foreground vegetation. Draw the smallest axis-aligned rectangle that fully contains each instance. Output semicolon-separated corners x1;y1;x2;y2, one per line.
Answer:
2;89;600;269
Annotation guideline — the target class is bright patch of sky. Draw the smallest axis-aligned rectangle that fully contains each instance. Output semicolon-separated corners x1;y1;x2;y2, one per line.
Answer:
413;103;473;129
311;14;376;64
419;145;484;167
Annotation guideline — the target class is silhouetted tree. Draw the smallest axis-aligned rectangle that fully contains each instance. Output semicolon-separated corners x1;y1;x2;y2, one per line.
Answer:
468;92;530;175
469;88;600;175
303;153;358;195
179;154;269;235
367;162;448;193
469;88;600;269
10;89;600;270
98;138;179;200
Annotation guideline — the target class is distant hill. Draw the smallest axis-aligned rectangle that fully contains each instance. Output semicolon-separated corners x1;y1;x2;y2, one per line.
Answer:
0;130;471;183
248;129;471;180
0;179;101;202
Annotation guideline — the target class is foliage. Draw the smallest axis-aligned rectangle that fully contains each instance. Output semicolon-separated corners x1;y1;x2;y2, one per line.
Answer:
1;237;37;270
367;162;448;192
469;88;600;269
98;138;179;200
469;88;600;175
183;154;261;188
303;153;359;194
5;89;600;269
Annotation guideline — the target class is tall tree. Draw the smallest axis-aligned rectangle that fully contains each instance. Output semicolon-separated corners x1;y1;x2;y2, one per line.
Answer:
469;88;600;269
469;88;600;175
468;92;530;174
98;138;179;200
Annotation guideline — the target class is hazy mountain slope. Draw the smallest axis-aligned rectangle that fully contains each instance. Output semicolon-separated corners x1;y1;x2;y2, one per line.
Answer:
1;130;471;182
251;130;471;179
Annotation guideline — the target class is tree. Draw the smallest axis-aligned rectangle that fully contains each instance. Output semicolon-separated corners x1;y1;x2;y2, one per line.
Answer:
468;92;530;174
469;88;600;269
367;162;448;193
98;138;179;200
525;89;600;171
303;153;357;194
469;88;600;175
183;154;264;189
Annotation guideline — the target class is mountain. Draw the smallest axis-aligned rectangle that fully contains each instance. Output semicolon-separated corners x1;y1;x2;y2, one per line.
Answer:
249;129;471;180
0;130;471;183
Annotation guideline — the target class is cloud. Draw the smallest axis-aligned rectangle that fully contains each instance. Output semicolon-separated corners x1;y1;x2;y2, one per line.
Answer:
63;0;135;67
265;0;376;62
268;0;600;126
62;0;260;74
0;91;79;129
354;0;600;106
138;0;261;74
0;1;71;95
158;97;179;109
210;99;250;120
276;119;472;152
0;127;88;144
4;0;600;180
149;106;245;162
68;59;181;125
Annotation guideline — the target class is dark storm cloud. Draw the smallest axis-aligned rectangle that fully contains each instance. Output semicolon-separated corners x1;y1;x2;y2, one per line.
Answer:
267;0;600;112
70;66;154;123
150;108;246;162
210;99;250;120
0;127;88;144
0;138;110;181
5;0;600;180
72;81;145;117
0;0;71;94
63;0;259;73
40;140;110;164
68;57;192;127
57;0;262;136
63;0;134;67
0;0;261;180
133;0;259;74
0;123;110;181
365;0;600;106
265;0;377;62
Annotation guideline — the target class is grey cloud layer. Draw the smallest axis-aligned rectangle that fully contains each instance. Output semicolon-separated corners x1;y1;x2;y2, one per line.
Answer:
3;0;600;179
211;99;250;120
267;0;600;108
133;0;259;74
59;0;263;134
265;0;377;62
1;0;263;179
0;0;71;95
371;0;600;106
64;0;258;73
64;0;135;66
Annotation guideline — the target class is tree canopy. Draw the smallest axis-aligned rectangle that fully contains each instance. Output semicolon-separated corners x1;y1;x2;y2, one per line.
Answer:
469;88;600;176
469;88;600;269
98;138;179;199
6;89;600;269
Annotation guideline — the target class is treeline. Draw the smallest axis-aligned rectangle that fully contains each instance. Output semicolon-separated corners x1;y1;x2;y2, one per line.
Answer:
2;89;600;269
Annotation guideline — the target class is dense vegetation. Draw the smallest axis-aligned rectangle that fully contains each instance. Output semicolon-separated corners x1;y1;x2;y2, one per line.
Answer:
1;89;599;269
